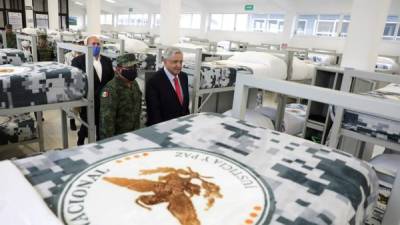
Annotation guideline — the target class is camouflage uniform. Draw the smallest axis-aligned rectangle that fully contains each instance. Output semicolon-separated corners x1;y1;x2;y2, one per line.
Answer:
6;32;17;49
99;54;142;140
37;34;55;61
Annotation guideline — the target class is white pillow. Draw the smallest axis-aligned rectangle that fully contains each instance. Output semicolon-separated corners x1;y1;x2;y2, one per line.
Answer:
376;57;399;73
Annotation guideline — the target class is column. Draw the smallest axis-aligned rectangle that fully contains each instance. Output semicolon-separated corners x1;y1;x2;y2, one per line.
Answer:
281;10;296;45
48;0;60;30
160;0;181;45
86;0;101;34
341;0;391;71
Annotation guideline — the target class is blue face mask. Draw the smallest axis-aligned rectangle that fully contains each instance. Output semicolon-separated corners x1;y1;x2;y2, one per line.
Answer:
93;46;101;57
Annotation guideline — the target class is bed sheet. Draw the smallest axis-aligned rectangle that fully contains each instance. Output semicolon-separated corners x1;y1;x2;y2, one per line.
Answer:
342;83;400;143
0;62;86;109
14;113;377;225
0;113;36;145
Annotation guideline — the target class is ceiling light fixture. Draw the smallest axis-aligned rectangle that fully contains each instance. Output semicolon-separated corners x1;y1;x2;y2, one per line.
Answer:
105;0;116;3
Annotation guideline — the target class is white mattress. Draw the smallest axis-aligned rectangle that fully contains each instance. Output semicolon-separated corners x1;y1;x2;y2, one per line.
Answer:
217;58;287;80
291;57;316;80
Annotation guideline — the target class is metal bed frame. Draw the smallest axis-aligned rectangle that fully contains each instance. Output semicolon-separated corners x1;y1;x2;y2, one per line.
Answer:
329;69;400;151
182;37;218;52
0;43;96;152
0;30;7;48
16;33;38;62
231;75;400;225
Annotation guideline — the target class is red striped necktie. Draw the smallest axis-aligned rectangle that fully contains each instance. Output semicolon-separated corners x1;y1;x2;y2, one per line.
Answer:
173;77;183;105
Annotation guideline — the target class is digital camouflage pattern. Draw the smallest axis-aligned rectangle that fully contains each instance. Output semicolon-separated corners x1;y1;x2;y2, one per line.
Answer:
0;62;86;108
14;113;378;225
0;113;36;145
0;48;27;65
99;76;142;140
343;83;400;144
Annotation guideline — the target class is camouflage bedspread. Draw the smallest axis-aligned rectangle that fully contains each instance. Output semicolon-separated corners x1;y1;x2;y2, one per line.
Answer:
14;113;378;225
0;62;86;109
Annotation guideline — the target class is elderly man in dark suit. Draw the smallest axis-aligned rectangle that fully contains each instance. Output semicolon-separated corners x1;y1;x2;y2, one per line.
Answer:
145;47;190;126
72;35;114;145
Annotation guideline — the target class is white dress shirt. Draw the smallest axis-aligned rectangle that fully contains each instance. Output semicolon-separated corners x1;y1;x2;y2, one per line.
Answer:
93;56;102;81
164;67;183;96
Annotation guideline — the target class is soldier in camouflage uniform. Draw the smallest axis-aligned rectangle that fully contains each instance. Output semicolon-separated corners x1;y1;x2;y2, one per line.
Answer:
99;53;142;140
37;34;55;61
5;24;17;49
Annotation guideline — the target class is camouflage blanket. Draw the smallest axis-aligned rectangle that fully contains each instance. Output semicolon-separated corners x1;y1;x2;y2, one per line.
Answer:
0;62;86;108
14;113;378;225
0;113;36;145
183;61;253;89
0;48;27;65
343;83;400;144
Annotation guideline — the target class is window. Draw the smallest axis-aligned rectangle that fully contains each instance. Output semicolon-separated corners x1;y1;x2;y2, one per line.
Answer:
210;13;284;33
101;14;112;25
117;14;148;26
235;14;248;32
33;0;48;28
339;15;351;37
295;14;345;37
35;13;48;28
383;16;399;40
315;15;340;36
59;0;69;29
210;14;235;31
129;14;148;27
295;15;318;36
151;14;160;28
117;14;129;26
180;13;201;29
267;14;284;33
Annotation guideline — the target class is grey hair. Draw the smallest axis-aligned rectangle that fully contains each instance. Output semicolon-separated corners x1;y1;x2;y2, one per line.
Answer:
162;47;183;60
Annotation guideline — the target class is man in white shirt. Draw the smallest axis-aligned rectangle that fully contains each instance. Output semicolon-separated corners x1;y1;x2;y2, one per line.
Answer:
71;35;114;145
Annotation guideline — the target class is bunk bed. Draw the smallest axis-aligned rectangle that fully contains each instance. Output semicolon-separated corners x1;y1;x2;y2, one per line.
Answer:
16;33;39;62
329;69;400;151
0;30;7;48
2;76;393;225
232;75;400;225
0;43;96;152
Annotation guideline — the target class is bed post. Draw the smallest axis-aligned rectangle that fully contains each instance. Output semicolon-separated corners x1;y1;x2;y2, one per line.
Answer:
191;48;202;113
85;47;96;143
1;30;7;48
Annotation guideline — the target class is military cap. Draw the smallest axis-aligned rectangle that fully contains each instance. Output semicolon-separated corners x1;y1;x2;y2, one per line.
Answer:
116;53;138;67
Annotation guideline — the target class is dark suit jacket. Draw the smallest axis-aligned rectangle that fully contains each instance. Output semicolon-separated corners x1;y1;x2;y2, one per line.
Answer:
71;54;114;131
145;68;190;126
